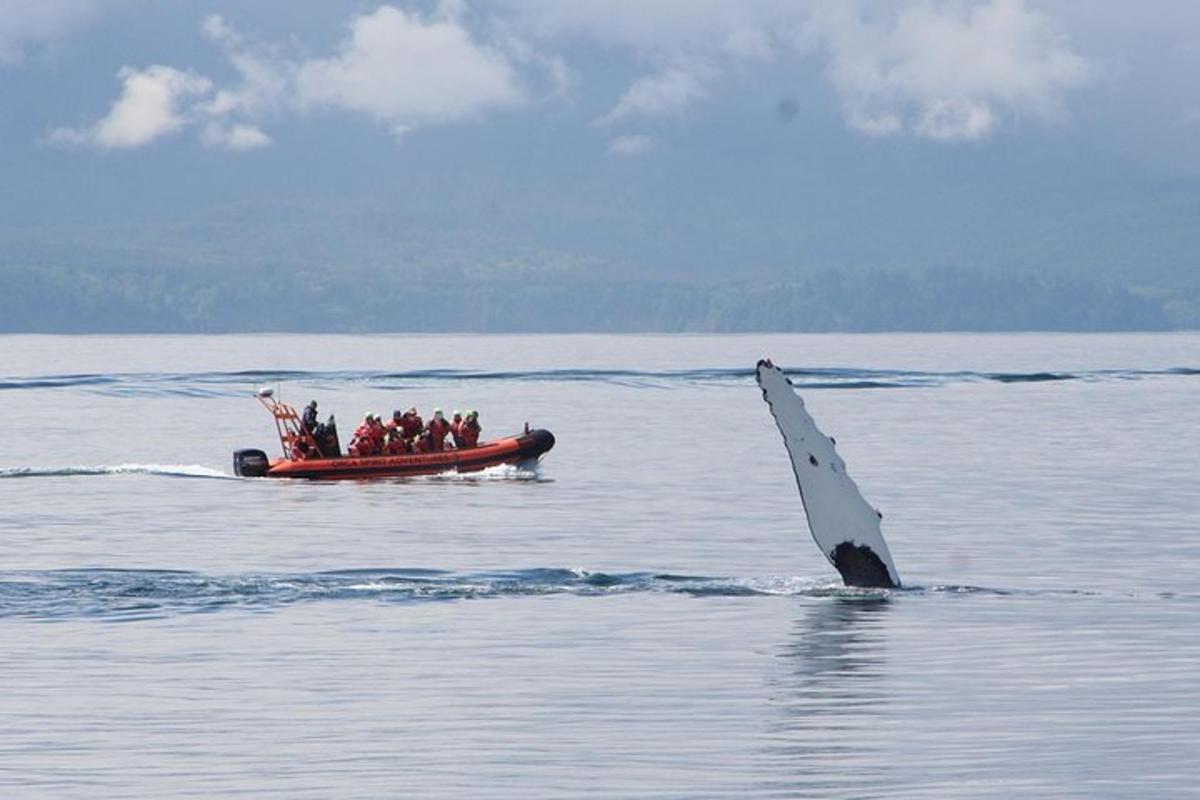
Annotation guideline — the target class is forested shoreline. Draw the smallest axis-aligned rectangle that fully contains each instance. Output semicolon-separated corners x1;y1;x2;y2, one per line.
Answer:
1;263;1191;333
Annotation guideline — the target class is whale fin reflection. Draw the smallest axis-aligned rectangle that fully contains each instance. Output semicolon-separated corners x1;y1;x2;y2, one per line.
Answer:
756;359;901;589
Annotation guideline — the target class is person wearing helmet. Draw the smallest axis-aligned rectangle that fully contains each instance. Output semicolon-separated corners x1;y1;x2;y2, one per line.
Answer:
384;426;409;455
449;410;464;448
399;407;423;440
348;412;374;457
366;414;386;455
425;408;452;451
460;409;481;448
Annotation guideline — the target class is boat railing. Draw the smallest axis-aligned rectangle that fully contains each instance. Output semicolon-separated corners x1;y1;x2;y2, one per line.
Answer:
256;391;320;460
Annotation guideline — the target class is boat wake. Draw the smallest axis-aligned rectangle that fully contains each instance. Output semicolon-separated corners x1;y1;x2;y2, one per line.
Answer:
0;463;236;480
0;462;546;483
427;463;548;482
0;566;1150;622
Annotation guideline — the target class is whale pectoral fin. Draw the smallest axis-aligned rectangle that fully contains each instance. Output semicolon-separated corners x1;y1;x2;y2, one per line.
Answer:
756;359;901;589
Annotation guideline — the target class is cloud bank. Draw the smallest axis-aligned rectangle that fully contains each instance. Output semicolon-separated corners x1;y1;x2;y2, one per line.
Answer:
809;0;1091;141
51;5;523;150
47;0;1092;151
506;0;1089;141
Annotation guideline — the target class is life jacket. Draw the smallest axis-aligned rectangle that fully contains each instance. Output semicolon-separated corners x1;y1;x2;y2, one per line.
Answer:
427;417;451;449
460;419;480;448
368;423;385;446
400;414;423;438
350;423;381;456
385;435;407;455
349;424;371;456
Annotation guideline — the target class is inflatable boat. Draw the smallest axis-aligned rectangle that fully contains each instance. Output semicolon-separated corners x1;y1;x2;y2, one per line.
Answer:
233;390;554;480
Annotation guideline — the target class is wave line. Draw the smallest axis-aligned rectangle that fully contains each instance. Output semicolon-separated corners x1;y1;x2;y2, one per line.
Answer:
0;365;1195;396
0;567;1177;622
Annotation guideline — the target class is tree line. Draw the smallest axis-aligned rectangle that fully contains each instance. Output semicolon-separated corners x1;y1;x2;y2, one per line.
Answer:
0;263;1185;333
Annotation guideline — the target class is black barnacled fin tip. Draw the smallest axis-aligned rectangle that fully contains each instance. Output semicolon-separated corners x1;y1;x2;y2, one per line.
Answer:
830;542;896;589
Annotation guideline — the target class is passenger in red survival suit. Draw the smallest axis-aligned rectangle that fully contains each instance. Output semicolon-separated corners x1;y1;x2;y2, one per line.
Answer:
426;408;452;451
460;410;481;448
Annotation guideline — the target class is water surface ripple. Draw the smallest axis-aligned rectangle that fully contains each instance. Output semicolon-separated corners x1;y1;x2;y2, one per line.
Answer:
3;334;1199;799
1;364;1196;396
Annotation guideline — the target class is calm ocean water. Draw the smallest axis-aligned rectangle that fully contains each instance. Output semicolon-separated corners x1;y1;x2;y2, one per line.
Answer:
2;333;1198;798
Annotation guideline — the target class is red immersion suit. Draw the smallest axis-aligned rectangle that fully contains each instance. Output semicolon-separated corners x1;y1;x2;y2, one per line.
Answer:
400;412;423;439
460;419;480;448
427;417;451;451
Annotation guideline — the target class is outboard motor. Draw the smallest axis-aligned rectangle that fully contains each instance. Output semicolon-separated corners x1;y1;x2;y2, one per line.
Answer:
233;448;270;477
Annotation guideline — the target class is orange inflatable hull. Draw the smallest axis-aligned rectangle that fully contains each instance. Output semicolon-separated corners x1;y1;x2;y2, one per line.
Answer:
255;429;554;480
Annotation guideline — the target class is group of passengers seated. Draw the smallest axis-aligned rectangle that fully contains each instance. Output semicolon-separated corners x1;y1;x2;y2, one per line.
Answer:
346;407;481;458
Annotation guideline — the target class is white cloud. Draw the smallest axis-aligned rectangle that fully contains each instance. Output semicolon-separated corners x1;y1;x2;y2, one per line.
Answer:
294;6;523;131
541;54;575;98
50;65;212;149
200;122;272;151
607;134;656;156
44;0;1093;152
503;0;1090;143
914;98;994;142
597;64;713;124
493;25;576;100
0;0;100;65
48;19;279;153
809;0;1091;141
505;1;791;129
51;6;528;151
200;14;290;118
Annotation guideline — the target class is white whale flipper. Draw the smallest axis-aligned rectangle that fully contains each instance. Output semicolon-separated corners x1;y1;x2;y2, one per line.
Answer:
756;359;901;588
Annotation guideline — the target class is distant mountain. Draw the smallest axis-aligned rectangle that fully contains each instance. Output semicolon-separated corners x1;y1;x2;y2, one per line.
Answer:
4;121;1198;333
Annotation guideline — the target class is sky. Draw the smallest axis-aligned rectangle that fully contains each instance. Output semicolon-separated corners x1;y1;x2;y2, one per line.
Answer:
1;0;1198;285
